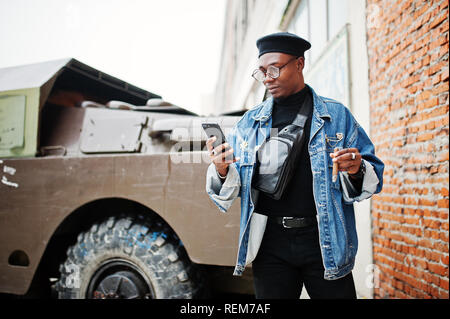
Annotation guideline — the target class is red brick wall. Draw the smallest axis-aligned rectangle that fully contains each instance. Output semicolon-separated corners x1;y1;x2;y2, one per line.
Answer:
367;0;449;298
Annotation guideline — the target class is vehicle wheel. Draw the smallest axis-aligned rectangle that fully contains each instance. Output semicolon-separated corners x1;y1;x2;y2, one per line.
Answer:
55;215;205;299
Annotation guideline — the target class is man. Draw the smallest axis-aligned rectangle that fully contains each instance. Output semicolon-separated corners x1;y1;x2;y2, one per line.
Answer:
205;32;384;299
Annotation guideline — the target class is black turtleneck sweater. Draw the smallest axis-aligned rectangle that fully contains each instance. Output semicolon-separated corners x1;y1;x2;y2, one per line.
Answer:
255;85;317;217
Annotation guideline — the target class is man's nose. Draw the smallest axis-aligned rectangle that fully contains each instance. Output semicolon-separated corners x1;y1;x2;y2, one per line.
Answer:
263;73;274;85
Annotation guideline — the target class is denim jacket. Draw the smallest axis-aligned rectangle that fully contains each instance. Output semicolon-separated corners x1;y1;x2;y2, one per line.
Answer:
206;85;384;279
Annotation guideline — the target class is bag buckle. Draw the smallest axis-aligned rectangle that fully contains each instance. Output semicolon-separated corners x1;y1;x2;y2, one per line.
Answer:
282;217;294;228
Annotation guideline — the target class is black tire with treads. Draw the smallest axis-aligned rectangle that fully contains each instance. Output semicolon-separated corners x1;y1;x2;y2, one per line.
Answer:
55;214;205;299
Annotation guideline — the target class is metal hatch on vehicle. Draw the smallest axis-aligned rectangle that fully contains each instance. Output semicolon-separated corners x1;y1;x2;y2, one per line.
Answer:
80;111;148;153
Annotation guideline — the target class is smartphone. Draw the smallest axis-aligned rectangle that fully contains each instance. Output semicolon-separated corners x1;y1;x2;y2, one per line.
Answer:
202;123;234;159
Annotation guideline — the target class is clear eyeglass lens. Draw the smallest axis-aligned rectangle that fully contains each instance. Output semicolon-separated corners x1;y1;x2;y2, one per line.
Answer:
267;66;279;78
252;70;265;82
252;66;280;82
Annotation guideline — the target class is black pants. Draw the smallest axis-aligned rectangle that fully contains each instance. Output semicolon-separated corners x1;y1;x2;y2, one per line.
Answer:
252;218;357;299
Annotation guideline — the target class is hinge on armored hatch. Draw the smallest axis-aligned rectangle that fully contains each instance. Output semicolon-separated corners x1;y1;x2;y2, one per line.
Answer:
135;116;148;153
134;141;143;152
39;145;67;157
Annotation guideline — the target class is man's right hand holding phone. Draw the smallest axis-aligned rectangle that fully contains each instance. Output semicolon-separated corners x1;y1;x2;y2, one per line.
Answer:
206;136;240;179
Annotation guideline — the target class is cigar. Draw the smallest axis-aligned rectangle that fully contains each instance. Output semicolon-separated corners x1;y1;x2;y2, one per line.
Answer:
332;147;341;182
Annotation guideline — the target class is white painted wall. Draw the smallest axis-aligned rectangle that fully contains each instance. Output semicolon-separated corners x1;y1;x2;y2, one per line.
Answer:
348;0;374;299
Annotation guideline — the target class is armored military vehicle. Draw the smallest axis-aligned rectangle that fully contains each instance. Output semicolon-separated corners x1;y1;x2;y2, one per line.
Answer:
0;59;250;298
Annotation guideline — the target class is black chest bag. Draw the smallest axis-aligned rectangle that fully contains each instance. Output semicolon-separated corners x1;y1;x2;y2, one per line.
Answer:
252;93;312;200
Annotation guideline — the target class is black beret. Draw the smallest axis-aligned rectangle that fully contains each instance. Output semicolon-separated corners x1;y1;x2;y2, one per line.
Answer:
256;32;311;58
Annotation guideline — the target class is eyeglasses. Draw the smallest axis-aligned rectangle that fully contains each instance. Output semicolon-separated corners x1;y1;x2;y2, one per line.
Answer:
251;56;299;82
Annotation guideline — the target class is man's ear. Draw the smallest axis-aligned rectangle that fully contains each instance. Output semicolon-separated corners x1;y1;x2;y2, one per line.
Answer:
297;57;305;71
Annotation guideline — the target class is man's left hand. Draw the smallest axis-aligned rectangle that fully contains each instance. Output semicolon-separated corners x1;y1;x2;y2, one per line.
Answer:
330;148;362;175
